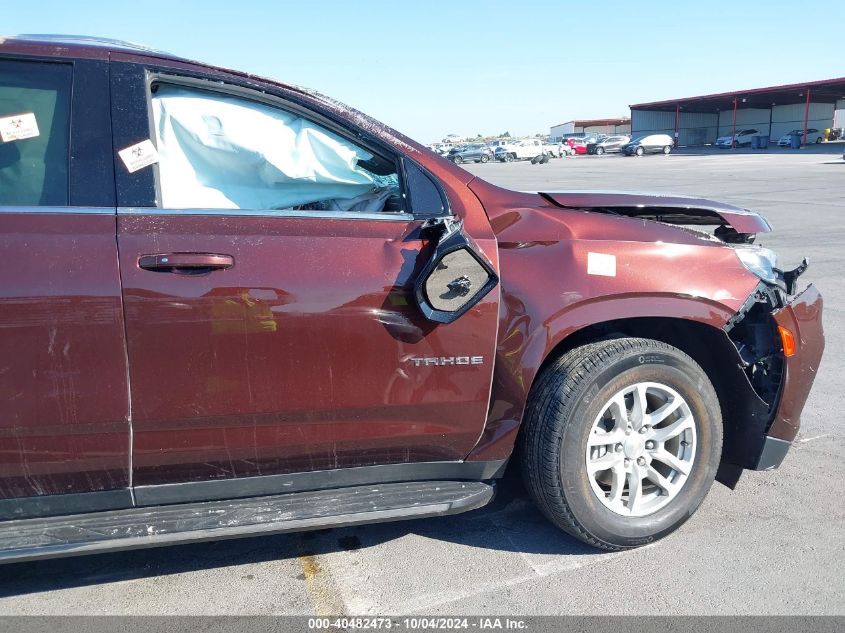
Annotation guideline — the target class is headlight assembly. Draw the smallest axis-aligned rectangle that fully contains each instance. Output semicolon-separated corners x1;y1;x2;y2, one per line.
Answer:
733;245;779;283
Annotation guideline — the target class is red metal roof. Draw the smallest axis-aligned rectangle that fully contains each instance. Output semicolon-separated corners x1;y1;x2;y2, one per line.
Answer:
631;77;845;111
551;117;631;128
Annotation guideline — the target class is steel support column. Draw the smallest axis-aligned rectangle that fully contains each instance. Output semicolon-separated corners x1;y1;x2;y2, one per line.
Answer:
674;104;680;147
803;87;811;146
731;98;738;149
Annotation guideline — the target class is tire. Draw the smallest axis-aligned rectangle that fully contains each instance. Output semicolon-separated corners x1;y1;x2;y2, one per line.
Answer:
596;146;605;155
480;154;489;163
530;155;540;164
520;337;722;550
815;137;822;144
663;145;671;155
635;146;644;156
504;153;514;163
452;155;463;164
539;153;550;164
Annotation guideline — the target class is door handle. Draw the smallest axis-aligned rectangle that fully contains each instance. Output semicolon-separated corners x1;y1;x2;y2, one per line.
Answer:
138;253;234;274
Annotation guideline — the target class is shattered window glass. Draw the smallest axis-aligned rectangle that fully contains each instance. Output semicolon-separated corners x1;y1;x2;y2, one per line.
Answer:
151;84;402;213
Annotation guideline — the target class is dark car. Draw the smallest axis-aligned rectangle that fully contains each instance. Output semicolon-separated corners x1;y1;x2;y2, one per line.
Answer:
447;143;492;164
621;134;675;156
0;35;824;563
587;135;631;155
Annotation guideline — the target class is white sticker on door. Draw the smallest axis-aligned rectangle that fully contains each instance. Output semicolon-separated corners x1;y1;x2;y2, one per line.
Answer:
0;112;40;143
118;139;160;173
587;252;616;277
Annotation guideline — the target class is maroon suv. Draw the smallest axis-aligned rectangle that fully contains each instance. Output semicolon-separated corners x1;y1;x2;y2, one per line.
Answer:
0;36;824;562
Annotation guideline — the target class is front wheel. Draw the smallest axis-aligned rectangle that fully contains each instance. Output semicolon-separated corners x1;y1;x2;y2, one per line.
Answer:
635;146;644;156
504;153;514;162
596;146;605;155
663;145;672;155
480;154;489;163
520;337;722;550
451;155;463;164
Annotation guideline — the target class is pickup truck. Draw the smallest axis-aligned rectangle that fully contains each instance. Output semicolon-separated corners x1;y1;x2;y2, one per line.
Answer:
0;35;824;562
494;139;548;162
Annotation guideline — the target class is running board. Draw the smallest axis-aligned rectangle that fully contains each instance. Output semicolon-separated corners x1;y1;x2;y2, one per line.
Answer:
0;481;494;564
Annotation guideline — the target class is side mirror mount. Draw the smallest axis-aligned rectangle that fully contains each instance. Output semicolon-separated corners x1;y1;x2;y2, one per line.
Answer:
413;217;499;324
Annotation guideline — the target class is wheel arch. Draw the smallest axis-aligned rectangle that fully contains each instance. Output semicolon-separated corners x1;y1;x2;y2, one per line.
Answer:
470;311;766;488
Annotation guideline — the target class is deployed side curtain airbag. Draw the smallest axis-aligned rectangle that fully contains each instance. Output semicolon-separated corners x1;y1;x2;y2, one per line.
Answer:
151;85;396;211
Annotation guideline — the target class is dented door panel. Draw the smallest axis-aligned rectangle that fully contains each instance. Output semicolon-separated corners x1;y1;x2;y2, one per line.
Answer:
118;213;499;485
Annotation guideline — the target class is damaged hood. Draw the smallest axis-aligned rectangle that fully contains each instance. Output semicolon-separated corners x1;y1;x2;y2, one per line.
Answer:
540;191;772;236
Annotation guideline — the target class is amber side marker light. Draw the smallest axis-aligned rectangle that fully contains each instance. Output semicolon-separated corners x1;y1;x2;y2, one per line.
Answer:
778;325;796;357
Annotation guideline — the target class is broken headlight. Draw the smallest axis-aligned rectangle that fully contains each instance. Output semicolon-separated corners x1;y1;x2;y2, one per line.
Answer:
733;245;779;284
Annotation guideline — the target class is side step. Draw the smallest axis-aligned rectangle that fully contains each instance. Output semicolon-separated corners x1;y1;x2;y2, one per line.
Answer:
0;481;494;564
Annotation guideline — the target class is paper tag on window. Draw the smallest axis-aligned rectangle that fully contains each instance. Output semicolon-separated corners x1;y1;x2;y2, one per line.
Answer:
118;139;160;173
0;112;40;143
587;252;616;277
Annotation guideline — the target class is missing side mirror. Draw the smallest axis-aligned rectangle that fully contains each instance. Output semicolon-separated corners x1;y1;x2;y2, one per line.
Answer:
414;218;498;324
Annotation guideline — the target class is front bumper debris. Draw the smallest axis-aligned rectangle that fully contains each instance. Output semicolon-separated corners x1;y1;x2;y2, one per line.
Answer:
767;285;825;446
721;284;824;473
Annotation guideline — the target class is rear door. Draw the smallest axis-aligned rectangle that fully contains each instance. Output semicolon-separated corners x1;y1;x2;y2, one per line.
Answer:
0;56;130;517
110;61;500;491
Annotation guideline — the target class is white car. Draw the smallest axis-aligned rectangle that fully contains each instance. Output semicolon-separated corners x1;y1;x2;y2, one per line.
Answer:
494;139;547;162
777;128;823;146
542;140;566;157
715;128;761;148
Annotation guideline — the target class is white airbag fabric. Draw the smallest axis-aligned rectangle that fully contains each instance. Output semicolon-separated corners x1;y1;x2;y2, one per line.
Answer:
151;85;392;211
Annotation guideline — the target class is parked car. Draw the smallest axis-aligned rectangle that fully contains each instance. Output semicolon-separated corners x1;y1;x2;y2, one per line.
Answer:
620;134;675;156
588;135;631;155
486;139;512;154
777;129;823;146
447;143;493;164
542;140;565;158
494;139;546;162
0;35;824;563
565;137;588;155
715;128;761;148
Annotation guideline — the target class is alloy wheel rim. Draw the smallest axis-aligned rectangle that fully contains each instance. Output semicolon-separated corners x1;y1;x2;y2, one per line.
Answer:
584;381;697;517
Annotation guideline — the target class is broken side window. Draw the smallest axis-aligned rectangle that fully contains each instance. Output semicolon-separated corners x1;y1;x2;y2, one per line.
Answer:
150;84;401;213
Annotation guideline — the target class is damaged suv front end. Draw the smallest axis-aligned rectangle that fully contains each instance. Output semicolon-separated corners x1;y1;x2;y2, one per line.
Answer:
721;249;824;474
536;191;825;481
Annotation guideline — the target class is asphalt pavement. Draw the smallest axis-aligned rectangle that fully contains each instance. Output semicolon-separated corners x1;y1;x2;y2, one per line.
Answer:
0;149;842;616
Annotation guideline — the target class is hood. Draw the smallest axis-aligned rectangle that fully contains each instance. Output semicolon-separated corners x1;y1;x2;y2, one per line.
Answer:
540;191;772;236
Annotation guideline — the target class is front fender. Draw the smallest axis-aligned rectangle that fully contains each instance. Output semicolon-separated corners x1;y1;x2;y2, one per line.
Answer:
466;292;741;462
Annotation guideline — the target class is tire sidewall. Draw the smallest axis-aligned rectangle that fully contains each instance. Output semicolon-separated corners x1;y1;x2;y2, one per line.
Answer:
556;349;721;547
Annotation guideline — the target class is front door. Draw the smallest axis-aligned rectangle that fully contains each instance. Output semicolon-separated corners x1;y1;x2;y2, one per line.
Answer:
111;66;499;488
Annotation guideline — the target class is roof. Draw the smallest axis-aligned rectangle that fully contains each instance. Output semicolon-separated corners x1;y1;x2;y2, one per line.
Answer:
551;117;631;128
0;34;183;60
631;77;845;113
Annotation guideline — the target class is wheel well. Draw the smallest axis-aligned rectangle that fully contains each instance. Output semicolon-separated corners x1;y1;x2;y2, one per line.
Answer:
534;317;755;487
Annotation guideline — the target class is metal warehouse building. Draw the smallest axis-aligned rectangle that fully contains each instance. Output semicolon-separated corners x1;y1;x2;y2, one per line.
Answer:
630;78;845;146
549;117;631;140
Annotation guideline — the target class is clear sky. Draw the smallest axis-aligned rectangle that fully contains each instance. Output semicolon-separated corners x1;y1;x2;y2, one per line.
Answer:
5;0;843;143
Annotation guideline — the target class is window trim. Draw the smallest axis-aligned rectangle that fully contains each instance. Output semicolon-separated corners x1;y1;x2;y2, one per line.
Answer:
143;72;412;218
